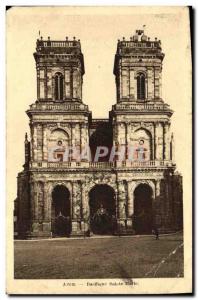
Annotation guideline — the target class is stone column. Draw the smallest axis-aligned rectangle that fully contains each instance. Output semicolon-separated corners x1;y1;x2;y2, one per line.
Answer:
37;183;44;224
65;68;71;99
121;67;130;98
163;123;170;161
81;124;89;161
72;67;78;99
147;67;153;100
170;133;175;162
29;181;40;235
124;123;128;160
126;123;131;161
154;67;160;99
134;71;137;100
34;182;39;223
42;125;48;161
70;67;73;98
72;181;81;219
79;69;82;100
70;123;76;161
119;65;122;101
129;69;135;100
117;181;127;233
126;181;134;232
152;135;155;161
47;68;52;99
159;69;162;99
155;122;163;160
76;68;82;100
44;67;47;99
156;180;160;198
37;124;43;161
32;125;37;161
42;183;51;235
127;182;134;218
81;183;89;233
39;69;45;99
37;68;40;99
30;181;35;223
71;181;83;235
154;123;156;160
30;124;33;162
45;183;51;221
154;180;162;230
114;122;119;147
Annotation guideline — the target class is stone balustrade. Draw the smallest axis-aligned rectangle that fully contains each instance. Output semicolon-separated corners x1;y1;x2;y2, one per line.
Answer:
118;41;160;49
112;102;172;112
37;40;81;49
89;162;114;168
30;160;175;169
28;103;89;111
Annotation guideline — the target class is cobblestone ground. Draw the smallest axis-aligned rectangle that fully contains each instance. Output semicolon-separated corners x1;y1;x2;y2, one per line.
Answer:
14;232;183;279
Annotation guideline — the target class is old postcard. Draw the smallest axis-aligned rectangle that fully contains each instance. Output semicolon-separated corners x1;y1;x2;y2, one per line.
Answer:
6;6;192;294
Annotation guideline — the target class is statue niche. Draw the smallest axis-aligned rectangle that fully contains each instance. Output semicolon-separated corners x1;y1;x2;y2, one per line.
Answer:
48;129;70;162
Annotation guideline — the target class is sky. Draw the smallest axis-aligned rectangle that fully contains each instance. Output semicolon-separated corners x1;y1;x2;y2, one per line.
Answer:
7;6;191;202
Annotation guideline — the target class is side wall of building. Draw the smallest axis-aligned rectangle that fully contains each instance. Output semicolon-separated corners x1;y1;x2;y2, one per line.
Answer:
17;171;31;238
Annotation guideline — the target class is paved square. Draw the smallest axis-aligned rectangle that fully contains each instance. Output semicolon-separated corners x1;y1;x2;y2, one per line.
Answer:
14;233;183;279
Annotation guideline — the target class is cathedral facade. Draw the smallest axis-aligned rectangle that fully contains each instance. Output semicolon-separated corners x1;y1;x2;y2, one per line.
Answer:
15;30;183;238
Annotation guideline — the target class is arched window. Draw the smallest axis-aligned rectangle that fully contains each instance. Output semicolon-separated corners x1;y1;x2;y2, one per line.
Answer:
137;73;146;100
55;72;64;100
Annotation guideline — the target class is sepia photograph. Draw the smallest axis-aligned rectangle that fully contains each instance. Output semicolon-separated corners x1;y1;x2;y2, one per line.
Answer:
6;6;192;294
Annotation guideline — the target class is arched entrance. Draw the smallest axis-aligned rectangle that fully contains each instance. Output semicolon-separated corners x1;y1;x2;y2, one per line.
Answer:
51;185;71;237
133;184;153;234
89;185;116;234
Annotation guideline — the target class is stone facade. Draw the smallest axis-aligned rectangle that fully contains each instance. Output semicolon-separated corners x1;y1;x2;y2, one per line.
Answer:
15;30;183;238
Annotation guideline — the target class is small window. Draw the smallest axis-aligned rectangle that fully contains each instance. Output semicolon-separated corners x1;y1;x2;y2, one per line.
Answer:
137;73;146;100
55;72;64;100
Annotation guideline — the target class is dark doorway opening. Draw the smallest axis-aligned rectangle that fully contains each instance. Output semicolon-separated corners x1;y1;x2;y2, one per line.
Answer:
133;184;153;234
89;185;116;234
52;185;71;237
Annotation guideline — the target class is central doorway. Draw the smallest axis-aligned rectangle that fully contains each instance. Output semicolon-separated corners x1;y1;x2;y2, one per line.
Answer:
89;185;116;234
51;185;71;237
133;184;153;234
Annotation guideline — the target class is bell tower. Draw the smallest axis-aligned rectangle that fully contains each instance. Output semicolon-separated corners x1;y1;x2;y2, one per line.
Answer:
34;36;84;102
111;29;174;163
113;29;164;103
27;37;90;170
